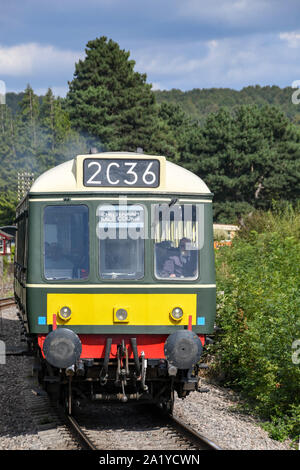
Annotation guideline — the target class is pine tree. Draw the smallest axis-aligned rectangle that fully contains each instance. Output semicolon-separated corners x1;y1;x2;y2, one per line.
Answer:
0;191;18;225
0;104;18;191
40;88;56;152
176;105;300;222
39;88;80;170
40;89;73;149
66;37;173;154
15;84;40;172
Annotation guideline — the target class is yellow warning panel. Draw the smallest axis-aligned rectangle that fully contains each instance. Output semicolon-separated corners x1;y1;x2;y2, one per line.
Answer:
47;293;197;326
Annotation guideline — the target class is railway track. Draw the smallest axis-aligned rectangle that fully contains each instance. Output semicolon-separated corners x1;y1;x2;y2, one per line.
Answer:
11;305;220;452
64;402;221;451
26;361;221;451
0;297;16;333
0;296;15;309
25;374;221;451
168;414;221;450
66;414;97;450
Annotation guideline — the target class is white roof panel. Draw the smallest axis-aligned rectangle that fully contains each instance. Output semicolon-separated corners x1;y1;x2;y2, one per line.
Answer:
30;152;211;196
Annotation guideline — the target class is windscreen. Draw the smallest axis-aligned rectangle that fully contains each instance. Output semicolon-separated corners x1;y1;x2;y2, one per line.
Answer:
97;205;145;280
153;204;199;280
44;205;89;280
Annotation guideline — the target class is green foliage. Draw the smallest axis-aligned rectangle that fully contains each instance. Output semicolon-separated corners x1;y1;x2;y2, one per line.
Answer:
213;229;229;241
66;37;176;159
154;85;300;124
1;38;300;226
0;191;18;225
155;89;300;224
0;86;92;220
0;37;299;442
15;84;41;172
0;104;18;190
213;207;300;441
180;105;300;222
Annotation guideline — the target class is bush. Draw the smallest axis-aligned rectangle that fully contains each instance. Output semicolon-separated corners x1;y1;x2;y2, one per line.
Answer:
213;205;300;441
213;229;229;241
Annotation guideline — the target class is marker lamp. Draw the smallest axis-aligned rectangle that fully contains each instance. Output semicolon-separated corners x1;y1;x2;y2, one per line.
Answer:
171;307;183;321
59;306;72;321
115;308;128;322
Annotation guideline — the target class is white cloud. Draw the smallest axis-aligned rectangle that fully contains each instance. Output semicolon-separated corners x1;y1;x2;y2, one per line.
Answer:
3;30;300;94
0;43;82;77
150;82;162;91
176;0;269;25
279;31;300;48
133;32;300;90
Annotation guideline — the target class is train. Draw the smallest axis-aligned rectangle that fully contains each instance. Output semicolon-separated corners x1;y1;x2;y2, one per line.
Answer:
14;151;216;413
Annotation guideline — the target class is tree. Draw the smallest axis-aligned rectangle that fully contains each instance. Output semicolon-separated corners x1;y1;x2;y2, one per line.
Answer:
39;88;83;170
157;102;198;164
66;36;176;156
0;104;17;191
154;85;300;124
15;84;40;173
0;191;18;225
176;105;300;222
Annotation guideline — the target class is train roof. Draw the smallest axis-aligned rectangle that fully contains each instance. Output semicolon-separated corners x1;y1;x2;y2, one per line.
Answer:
29;152;211;196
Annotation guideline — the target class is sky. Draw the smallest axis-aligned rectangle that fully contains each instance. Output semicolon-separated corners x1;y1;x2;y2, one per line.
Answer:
1;0;300;96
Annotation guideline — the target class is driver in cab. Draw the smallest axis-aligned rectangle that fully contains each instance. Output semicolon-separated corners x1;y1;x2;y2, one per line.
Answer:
160;237;195;278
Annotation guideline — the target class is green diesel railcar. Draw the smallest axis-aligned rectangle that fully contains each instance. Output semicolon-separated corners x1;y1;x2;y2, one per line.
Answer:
14;152;216;412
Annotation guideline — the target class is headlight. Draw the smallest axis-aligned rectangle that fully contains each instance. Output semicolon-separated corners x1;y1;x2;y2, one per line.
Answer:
59;306;72;321
115;308;128;322
171;307;183;321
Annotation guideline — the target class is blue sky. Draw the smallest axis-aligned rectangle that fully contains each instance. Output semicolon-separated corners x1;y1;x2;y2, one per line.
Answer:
1;0;300;96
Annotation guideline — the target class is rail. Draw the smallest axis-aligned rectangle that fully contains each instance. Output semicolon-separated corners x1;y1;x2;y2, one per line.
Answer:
65;407;221;451
168;414;222;450
66;414;97;450
0;297;15;309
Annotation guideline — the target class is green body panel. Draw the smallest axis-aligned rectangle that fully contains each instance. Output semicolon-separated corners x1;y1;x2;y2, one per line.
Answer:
18;193;216;336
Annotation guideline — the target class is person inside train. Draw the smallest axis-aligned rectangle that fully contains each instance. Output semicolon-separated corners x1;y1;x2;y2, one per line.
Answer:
159;237;197;278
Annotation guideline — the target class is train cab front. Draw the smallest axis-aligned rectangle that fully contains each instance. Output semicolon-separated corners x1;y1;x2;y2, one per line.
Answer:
27;153;216;412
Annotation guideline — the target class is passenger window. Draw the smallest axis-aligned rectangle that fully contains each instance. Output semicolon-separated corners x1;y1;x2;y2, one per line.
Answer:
44;205;89;280
153;204;199;280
